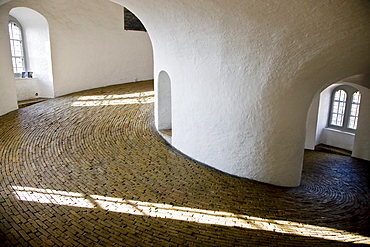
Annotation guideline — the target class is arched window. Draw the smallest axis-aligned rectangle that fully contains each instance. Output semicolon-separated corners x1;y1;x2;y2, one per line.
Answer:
328;86;361;131
8;16;26;77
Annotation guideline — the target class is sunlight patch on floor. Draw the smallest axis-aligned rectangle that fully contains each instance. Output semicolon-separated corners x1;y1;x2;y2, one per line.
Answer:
71;91;154;106
12;186;95;208
11;186;370;244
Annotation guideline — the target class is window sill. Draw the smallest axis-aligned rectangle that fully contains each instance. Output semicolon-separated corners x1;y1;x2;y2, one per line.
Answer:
324;127;355;136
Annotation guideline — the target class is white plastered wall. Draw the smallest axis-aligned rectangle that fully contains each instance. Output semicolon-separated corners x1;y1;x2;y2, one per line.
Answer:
305;96;320;150
0;0;153;115
112;0;370;187
353;86;370;160
46;0;153;97
0;9;17;115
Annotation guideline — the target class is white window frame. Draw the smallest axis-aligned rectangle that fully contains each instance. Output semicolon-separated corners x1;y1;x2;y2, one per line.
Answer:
8;15;27;78
328;85;361;132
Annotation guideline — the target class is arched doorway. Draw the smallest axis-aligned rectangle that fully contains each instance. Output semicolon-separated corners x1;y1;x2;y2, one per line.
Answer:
305;75;370;161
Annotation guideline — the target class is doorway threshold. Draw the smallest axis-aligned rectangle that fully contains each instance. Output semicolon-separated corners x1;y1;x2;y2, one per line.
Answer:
159;129;172;144
18;98;47;109
315;144;352;156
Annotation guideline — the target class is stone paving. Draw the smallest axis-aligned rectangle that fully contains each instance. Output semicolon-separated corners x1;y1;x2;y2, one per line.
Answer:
0;80;369;246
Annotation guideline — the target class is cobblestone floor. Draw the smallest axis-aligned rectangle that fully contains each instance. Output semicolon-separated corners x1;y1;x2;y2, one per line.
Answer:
1;80;369;246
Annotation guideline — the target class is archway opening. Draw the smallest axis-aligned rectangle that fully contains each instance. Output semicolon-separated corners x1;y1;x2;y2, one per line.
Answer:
305;75;370;161
9;7;54;103
157;70;172;143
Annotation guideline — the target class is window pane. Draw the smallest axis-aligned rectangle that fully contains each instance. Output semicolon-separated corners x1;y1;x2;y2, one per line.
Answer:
348;92;361;129
12;57;24;73
338;103;345;114
330;90;347;127
12;58;17;70
339;92;346;101
330;115;337;124
10;40;15;56
13;41;22;56
334;93;339;101
353;91;361;103
8;23;13;39
12;23;21;40
8;20;25;74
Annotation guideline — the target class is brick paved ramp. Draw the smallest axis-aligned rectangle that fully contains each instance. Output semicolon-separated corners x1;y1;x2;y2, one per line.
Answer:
1;81;369;246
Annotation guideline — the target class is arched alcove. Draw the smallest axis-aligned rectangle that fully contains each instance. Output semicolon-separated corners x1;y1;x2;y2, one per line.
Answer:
9;7;54;100
305;75;370;161
156;70;172;142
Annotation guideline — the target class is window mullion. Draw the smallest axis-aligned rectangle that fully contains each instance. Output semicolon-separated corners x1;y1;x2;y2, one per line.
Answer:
343;94;351;130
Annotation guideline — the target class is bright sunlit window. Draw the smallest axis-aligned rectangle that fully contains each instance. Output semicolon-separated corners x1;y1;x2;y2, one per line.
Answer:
329;89;347;127
329;86;361;131
348;91;361;129
8;16;26;77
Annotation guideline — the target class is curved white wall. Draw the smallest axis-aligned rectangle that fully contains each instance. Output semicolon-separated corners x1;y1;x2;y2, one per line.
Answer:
0;10;17;115
353;85;370;160
113;0;370;187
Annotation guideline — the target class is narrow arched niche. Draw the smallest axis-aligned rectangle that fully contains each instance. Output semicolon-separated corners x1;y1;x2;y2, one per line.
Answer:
156;70;172;142
9;7;54;101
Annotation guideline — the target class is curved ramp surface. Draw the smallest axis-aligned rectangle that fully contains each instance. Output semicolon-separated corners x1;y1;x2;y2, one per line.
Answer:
0;81;369;246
